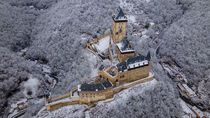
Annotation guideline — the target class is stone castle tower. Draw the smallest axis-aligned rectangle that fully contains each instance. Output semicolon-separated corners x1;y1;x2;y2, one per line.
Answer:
112;7;127;43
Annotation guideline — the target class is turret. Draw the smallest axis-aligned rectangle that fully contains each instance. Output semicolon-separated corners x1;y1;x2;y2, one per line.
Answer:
112;7;127;43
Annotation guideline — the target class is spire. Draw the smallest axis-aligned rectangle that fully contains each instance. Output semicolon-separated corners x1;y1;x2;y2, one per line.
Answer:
146;51;151;61
112;7;127;22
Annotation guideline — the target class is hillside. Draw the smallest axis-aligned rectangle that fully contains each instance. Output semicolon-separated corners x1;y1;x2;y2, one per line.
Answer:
0;0;209;117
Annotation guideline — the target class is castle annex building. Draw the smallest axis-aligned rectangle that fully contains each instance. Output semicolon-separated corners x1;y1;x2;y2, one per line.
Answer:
46;7;154;111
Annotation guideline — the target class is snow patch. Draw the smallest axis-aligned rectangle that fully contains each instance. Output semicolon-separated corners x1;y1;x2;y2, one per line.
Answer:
23;75;40;98
84;51;98;77
93;35;110;53
95;79;158;113
37;104;87;118
145;0;150;3
42;65;51;74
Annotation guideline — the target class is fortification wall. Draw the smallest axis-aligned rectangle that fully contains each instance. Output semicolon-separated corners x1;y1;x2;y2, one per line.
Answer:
46;100;79;111
47;93;70;103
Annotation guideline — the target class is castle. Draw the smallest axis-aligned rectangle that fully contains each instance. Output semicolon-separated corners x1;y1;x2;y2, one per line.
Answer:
46;7;154;111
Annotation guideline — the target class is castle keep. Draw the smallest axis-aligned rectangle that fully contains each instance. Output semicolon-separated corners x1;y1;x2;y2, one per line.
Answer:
112;7;127;43
46;7;154;111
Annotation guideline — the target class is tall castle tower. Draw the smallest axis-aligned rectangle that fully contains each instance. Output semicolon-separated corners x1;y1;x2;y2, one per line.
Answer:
112;7;127;43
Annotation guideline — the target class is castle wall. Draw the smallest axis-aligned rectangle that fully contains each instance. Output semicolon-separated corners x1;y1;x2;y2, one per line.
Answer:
46;100;79;111
78;87;114;104
98;69;116;83
98;63;151;86
116;63;151;85
116;48;135;62
112;20;127;43
47;93;70;103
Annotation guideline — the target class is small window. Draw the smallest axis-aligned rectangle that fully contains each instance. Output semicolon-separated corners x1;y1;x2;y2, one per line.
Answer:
116;32;118;35
120;75;124;78
119;29;122;33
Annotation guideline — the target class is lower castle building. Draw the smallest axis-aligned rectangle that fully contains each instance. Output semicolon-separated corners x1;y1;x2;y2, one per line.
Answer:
69;52;151;105
77;80;113;104
115;37;135;62
99;52;151;85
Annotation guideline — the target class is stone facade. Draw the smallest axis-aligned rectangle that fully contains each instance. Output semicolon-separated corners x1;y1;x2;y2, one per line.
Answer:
78;87;114;104
98;55;151;86
112;20;127;43
116;47;134;62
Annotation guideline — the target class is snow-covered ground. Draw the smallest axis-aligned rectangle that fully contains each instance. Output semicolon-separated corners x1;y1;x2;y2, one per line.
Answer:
37;104;87;118
84;50;99;78
23;75;40;98
179;98;196;118
8;98;28;118
89;79;158;116
47;96;71;105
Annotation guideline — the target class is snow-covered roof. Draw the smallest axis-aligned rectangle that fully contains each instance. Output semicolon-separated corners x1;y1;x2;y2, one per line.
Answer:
117;61;127;72
93;35;110;53
127;60;148;70
127;53;151;65
182;84;196;97
116;37;135;53
177;83;186;91
112;7;127;22
191;106;206;117
117;53;150;72
78;85;81;92
178;83;197;97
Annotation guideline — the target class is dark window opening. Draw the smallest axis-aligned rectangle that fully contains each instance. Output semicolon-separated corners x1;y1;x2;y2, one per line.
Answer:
27;90;32;96
120;75;124;78
119;29;122;33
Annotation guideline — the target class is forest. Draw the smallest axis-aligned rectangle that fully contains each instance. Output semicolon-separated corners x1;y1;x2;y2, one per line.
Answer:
0;0;209;117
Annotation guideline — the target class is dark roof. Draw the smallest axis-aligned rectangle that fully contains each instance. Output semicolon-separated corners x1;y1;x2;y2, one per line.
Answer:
146;51;151;61
116;7;124;19
117;61;127;72
113;7;127;22
80;83;104;91
108;69;115;76
102;80;112;88
99;65;105;70
117;37;134;53
127;54;146;65
80;80;113;92
127;52;151;65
